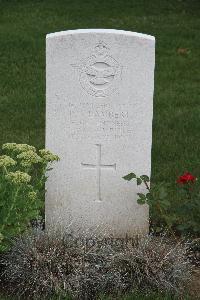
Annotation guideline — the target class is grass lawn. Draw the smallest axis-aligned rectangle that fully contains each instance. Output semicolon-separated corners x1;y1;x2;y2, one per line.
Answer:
0;0;200;184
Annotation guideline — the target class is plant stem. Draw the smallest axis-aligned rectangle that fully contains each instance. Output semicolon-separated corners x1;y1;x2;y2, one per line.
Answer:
1;188;19;232
144;180;150;192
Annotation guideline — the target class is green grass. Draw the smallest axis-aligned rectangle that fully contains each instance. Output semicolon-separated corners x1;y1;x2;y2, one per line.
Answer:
0;0;200;184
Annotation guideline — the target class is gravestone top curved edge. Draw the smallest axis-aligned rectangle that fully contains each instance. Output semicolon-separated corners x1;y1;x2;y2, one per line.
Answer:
46;28;155;42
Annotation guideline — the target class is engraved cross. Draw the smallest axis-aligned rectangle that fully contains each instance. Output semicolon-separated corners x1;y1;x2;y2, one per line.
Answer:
81;144;116;202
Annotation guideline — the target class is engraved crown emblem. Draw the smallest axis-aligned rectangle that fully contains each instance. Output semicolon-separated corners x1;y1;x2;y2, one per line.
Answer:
94;41;109;56
72;41;122;98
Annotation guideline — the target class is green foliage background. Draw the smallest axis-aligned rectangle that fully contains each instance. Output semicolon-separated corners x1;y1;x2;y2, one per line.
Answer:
0;0;199;184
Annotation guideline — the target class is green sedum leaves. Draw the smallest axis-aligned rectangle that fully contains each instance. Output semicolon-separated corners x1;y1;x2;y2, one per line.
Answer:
0;143;59;251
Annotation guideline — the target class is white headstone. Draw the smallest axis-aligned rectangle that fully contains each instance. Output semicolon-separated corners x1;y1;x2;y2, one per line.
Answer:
46;29;155;237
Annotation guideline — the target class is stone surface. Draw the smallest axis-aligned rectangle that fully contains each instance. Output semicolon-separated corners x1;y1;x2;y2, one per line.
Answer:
46;29;155;237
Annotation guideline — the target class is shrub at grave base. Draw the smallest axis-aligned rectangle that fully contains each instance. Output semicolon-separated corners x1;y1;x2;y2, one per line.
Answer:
123;172;200;236
1;230;192;300
0;143;59;251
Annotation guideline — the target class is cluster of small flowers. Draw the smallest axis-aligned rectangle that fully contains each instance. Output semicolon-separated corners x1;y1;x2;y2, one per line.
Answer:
17;150;42;168
0;143;59;187
0;155;16;168
0;143;59;169
5;171;31;184
28;191;37;201
39;149;59;163
2;143;36;154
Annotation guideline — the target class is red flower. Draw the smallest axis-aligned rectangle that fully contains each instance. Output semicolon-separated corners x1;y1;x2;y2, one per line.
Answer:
177;172;196;184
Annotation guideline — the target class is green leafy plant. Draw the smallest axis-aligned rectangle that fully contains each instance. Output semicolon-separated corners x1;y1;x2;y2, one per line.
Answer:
123;172;200;236
123;172;173;234
0;143;59;251
175;173;200;234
